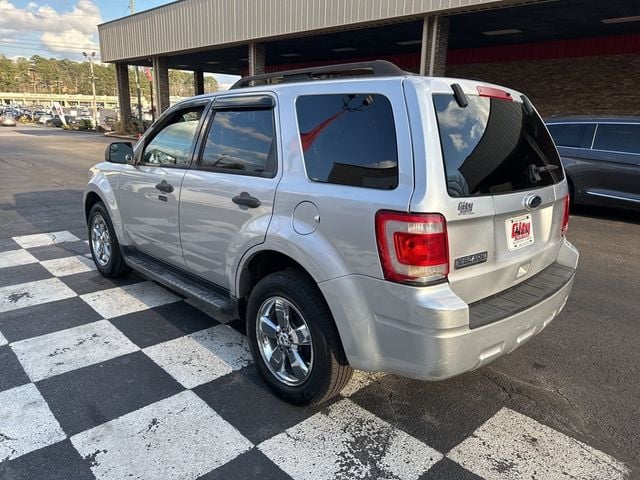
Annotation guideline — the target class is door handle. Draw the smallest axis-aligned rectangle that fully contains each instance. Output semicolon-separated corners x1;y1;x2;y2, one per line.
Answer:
155;180;174;193
232;192;261;208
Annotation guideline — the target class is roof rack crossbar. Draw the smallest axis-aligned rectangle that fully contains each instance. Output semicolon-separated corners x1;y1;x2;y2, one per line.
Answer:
230;60;405;89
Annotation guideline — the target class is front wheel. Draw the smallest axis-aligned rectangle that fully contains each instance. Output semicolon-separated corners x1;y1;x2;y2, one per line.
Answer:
88;202;129;278
246;270;352;405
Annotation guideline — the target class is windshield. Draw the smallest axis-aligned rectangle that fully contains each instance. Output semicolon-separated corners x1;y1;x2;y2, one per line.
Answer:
433;93;563;197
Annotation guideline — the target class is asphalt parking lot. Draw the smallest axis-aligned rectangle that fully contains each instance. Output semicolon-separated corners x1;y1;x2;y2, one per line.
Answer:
0;124;638;479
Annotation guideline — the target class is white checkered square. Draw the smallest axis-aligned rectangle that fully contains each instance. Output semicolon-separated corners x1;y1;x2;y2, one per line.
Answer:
143;325;252;389
259;399;442;480
80;281;180;318
12;231;80;249
0;384;66;462
11;320;139;382
447;407;629;479
40;255;95;277
0;278;76;313
71;390;253;480
0;249;38;269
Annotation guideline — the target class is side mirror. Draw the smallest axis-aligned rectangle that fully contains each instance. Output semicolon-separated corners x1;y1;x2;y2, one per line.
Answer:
105;142;133;164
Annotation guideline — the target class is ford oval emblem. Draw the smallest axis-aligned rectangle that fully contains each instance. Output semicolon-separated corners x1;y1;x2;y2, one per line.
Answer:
523;194;542;211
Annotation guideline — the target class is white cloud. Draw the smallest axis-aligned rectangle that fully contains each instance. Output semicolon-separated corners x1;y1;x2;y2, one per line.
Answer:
0;0;102;56
449;133;468;152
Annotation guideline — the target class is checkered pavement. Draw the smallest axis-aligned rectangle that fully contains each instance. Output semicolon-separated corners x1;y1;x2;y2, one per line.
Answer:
0;230;630;480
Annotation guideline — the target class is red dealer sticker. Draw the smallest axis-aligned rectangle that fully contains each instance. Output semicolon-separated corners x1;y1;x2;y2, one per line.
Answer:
506;214;534;251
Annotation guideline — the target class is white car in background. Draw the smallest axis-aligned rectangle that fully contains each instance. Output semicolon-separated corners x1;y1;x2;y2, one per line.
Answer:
1;114;17;127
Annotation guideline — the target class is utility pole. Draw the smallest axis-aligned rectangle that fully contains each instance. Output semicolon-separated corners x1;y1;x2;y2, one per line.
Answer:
131;0;144;132
83;51;99;129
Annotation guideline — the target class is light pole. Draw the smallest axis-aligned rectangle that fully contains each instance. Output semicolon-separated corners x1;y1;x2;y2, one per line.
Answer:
83;51;99;129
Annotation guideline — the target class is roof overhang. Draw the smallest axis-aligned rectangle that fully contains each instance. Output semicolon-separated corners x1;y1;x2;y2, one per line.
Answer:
98;0;518;63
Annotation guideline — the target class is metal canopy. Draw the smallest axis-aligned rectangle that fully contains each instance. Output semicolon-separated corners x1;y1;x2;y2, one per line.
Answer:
102;0;640;75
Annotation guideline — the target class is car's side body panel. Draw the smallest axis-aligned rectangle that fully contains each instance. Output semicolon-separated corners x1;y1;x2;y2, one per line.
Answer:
118;165;188;268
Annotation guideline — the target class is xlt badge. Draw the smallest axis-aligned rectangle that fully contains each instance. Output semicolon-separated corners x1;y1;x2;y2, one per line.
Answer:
454;251;488;269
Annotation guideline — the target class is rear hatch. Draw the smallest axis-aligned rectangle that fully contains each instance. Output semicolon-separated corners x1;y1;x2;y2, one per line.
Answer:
414;81;568;304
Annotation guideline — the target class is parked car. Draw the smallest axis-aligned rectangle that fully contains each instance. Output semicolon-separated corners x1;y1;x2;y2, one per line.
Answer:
38;114;53;125
51;115;64;127
85;61;578;405
51;115;78;127
546;117;640;211
1;114;17;127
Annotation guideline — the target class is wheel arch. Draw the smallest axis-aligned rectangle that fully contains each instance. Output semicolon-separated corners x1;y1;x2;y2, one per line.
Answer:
84;172;126;243
84;191;103;221
236;249;317;317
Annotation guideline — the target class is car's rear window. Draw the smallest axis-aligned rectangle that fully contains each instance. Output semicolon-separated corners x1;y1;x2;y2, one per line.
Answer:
433;93;564;197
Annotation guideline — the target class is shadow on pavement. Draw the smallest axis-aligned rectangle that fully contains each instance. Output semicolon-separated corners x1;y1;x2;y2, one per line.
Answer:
14;127;100;137
0;189;86;238
571;204;639;225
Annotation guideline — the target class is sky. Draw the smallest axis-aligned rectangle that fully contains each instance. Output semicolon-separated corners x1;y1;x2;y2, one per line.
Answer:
0;0;238;84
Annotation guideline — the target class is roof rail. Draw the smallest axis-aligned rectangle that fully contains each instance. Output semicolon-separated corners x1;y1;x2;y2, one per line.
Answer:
229;60;405;89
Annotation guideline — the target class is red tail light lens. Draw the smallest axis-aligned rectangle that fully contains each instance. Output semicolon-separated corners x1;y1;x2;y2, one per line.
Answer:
375;211;449;285
561;194;570;236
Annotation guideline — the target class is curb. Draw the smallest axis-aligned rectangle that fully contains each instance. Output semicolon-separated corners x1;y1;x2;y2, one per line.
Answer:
104;133;139;141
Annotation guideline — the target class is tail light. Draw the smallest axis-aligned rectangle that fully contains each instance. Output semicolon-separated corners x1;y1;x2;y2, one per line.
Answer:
561;195;570;236
375;211;449;285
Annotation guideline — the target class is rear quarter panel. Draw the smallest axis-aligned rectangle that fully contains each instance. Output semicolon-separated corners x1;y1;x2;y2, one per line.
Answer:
236;80;415;291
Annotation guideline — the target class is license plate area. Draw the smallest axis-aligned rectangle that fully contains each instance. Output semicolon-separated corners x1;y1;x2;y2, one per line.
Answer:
506;214;534;251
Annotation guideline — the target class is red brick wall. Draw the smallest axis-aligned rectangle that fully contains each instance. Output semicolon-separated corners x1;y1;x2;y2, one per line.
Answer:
445;54;640;118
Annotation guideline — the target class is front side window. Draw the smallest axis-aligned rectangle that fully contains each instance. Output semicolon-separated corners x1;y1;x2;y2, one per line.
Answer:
547;123;595;148
593;124;640;154
433;94;564;197
296;94;398;190
200;108;276;176
141;106;205;166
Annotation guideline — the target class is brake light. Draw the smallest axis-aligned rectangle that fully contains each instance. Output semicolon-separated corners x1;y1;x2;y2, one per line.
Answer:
477;85;513;101
561;195;570;236
375;211;449;285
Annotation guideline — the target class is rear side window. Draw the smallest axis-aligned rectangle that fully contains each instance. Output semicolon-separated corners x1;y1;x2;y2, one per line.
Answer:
200;109;277;176
593;124;640;154
433;94;564;197
547;123;595;148
296;94;398;190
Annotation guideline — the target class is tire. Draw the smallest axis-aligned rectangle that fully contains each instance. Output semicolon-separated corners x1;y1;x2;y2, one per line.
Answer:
87;202;129;278
246;269;353;405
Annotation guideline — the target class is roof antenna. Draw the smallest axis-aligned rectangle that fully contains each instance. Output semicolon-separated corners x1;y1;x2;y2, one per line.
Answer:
451;83;468;108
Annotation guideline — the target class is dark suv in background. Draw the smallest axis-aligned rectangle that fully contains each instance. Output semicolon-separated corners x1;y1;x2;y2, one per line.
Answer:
546;117;640;211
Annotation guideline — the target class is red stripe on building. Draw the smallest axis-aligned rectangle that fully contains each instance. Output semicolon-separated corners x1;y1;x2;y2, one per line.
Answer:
447;33;640;65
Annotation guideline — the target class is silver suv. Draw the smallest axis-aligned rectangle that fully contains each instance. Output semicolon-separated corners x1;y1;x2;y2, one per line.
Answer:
85;61;578;405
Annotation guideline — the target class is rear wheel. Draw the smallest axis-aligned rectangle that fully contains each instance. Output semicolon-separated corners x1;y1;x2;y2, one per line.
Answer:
88;202;129;278
246;270;352;405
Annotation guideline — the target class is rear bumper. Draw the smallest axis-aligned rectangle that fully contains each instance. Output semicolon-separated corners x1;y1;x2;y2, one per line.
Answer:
319;238;578;381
